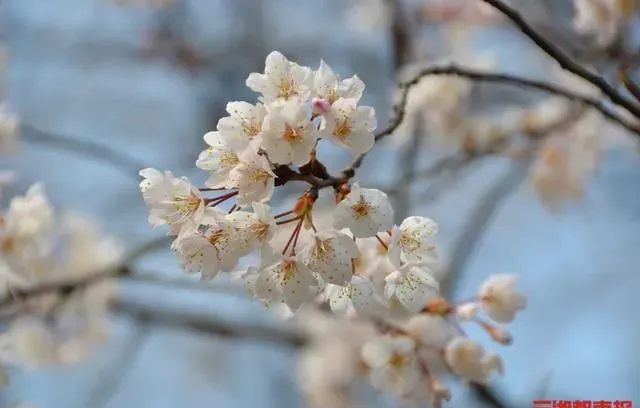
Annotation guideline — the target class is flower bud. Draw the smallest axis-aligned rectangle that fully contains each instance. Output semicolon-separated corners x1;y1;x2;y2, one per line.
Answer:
311;97;331;115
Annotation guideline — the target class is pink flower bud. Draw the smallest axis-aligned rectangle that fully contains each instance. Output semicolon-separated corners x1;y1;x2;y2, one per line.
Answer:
311;97;331;115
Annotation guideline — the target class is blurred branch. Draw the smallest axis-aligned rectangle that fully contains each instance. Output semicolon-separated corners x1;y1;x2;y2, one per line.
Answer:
392;112;424;221
478;0;640;120
394;65;640;136
618;51;640;102
114;297;307;347
0;236;170;310
20;122;150;179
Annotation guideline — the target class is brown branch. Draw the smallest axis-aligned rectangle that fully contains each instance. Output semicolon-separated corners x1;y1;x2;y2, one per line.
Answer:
478;0;640;119
618;51;640;102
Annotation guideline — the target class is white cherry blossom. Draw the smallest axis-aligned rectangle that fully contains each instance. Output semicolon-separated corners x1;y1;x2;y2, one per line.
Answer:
246;51;312;104
360;335;420;395
196;131;242;189
384;263;440;313
225;202;276;256
172;216;240;280
299;230;359;285
139;168;205;228
255;256;318;311
444;337;503;384
321;98;376;155
478;274;527;323
325;275;382;316
217;101;267;148
261;100;319;166
333;185;393;238
456;303;480;321
389;216;438;265
312;60;365;105
229;147;276;205
2;183;53;242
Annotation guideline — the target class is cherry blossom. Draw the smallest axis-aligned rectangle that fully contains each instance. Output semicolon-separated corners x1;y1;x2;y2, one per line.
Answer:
172;216;240;280
254;256;318;311
299;230;359;285
444;337;503;384
261;100;319;166
139;168;205;229
325;275;382;316
312;60;365;105
388;216;439;265
218;101;267;148
226;202;276;256
361;335;420;395
229;146;276;205
384;263;440;313
321;98;376;155
196;131;242;189
479;274;527;323
246;51;312;104
333;184;394;238
132;50;531;407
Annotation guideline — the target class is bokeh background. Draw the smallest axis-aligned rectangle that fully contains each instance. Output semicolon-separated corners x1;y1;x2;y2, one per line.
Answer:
1;0;639;407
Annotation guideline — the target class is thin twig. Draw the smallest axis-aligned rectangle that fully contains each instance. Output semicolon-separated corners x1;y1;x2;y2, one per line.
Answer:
478;0;640;119
20;122;150;179
336;63;640;186
113;298;307;347
0;236;171;309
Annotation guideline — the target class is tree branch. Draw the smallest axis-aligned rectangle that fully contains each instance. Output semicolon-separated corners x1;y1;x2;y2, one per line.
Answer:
0;236;170;310
114;297;307;347
20;122;151;179
478;0;640;119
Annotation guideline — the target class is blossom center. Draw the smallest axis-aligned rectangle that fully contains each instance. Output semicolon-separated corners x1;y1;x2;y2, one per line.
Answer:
250;222;270;241
281;260;297;283
327;88;338;104
173;193;201;215
333;117;352;141
351;195;370;218
278;77;296;100
313;238;333;260
242;121;261;137
399;231;421;253
219;151;240;168
251;169;271;184
283;124;303;143
388;353;409;368
208;229;230;248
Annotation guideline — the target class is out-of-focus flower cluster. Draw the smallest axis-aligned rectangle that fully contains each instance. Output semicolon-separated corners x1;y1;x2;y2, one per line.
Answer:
399;50;610;210
0;185;122;387
140;51;527;407
572;0;636;48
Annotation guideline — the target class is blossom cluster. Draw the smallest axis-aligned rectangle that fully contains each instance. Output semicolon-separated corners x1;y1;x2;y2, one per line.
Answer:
140;51;527;407
0;185;121;386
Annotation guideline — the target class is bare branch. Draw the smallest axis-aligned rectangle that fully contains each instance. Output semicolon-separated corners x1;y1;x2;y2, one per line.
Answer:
114;297;307;347
20;122;150;179
0;236;170;310
478;0;640;119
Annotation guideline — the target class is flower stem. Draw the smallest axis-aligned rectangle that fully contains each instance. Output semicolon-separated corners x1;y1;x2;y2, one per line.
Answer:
205;191;238;206
276;216;301;226
274;210;294;219
375;234;388;250
282;220;303;255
